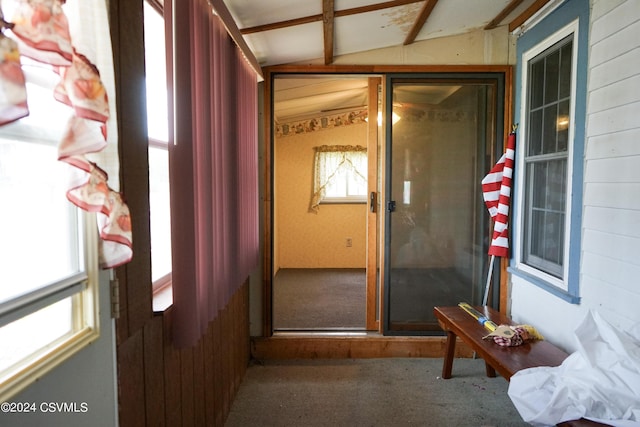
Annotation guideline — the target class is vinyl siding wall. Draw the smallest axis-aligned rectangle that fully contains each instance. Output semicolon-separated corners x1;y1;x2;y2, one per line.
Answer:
510;0;640;351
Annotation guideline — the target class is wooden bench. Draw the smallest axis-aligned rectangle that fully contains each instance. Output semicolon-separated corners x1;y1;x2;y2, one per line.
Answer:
434;305;609;427
434;305;568;380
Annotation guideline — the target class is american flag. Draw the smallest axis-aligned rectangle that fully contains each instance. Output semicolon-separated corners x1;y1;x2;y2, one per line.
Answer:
482;131;516;257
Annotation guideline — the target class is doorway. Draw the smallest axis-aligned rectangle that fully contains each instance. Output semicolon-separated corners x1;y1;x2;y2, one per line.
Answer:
265;67;509;336
271;75;380;332
384;74;505;334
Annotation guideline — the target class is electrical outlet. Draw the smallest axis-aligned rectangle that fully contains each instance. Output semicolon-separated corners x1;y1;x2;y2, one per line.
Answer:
346;238;352;247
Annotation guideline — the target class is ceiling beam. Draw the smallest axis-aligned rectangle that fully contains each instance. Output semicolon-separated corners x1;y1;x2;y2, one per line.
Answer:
240;0;424;35
484;0;524;30
403;0;438;46
323;0;335;65
508;0;552;32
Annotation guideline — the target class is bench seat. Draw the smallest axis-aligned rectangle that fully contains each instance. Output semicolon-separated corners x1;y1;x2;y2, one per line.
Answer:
434;305;568;380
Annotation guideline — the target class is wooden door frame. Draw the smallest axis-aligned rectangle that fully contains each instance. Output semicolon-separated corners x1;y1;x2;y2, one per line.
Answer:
262;64;513;337
366;77;381;331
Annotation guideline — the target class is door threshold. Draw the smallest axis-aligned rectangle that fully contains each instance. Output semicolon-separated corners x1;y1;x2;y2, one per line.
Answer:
251;334;474;360
273;330;373;337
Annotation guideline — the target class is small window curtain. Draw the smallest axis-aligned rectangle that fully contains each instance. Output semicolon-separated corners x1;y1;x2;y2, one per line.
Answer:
309;145;367;212
167;0;259;347
0;0;131;268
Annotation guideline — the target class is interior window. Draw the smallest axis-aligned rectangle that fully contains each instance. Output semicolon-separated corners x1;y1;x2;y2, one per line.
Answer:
310;145;367;211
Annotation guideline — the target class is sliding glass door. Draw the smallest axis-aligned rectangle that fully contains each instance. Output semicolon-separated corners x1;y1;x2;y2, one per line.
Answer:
384;75;504;334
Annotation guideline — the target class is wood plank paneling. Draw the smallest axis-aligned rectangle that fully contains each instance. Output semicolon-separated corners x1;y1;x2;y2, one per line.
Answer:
221;306;231;419
180;347;195;427
118;330;146;426
163;310;182;427
118;281;250;427
213;311;224;427
143;316;165;427
192;339;206;426
202;322;216;425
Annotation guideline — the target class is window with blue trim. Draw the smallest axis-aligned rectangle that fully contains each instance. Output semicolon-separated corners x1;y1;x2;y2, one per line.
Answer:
511;0;588;302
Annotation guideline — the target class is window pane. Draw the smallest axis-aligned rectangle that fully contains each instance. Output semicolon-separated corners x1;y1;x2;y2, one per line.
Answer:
149;146;172;281
543;211;564;266
542;104;558;154
559;41;573;99
144;2;169;142
145;1;172;283
528;109;543;156
525;158;566;277
530;60;545;109
0;140;81;304
544;50;560;104
530;162;547;209
0;297;73;373
529;208;546;258
557;100;570;152
347;174;367;196
319;150;367;201
548;159;567;211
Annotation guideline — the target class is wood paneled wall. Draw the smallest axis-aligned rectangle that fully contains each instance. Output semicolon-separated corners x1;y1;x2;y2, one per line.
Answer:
118;282;250;427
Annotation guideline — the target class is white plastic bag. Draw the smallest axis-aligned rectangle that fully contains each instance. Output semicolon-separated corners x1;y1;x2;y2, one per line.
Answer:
508;310;640;426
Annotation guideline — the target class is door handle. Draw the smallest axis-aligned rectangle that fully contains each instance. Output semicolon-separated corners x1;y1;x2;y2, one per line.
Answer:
387;200;396;212
370;191;376;213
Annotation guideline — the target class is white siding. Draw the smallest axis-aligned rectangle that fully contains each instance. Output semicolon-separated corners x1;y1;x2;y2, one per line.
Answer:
511;0;640;351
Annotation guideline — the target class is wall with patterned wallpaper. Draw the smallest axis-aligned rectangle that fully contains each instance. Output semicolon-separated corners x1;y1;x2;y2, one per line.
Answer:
274;117;368;270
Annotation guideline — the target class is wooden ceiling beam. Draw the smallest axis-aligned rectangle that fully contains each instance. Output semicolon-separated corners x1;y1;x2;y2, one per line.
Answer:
403;0;438;46
323;0;335;65
240;0;424;35
485;0;524;30
508;0;552;32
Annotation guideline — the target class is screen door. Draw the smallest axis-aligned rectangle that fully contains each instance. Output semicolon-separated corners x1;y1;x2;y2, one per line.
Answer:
384;75;504;334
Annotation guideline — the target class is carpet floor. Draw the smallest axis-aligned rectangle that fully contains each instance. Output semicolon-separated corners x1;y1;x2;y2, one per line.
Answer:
225;357;528;427
273;269;366;330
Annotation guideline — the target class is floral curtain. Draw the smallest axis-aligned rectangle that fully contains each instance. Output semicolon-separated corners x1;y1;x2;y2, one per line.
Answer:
0;0;132;269
309;145;367;213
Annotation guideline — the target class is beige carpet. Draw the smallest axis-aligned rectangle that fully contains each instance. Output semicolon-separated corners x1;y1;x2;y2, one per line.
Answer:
273;269;366;330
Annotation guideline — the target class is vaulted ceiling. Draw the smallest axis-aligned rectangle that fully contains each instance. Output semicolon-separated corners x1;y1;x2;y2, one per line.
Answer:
212;0;556;123
222;0;553;67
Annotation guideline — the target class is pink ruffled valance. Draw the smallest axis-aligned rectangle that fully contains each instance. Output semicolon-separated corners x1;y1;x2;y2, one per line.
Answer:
54;51;110;123
1;0;132;269
9;0;73;66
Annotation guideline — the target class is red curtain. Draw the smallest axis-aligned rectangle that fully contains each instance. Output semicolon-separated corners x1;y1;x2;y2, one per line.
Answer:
167;0;259;347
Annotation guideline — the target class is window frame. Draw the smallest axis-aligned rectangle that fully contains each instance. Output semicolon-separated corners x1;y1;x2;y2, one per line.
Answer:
519;29;575;287
0;205;100;402
510;4;588;303
0;48;103;399
144;0;173;311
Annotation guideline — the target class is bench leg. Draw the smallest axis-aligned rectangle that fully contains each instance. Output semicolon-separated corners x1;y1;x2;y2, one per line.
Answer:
485;362;496;378
442;331;456;379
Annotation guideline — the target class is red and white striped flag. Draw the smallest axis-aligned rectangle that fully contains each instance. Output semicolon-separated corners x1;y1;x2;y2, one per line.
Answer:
482;131;516;257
